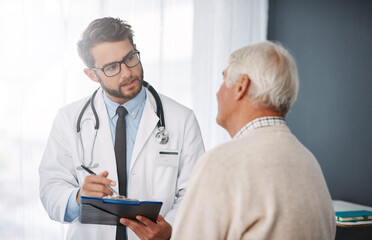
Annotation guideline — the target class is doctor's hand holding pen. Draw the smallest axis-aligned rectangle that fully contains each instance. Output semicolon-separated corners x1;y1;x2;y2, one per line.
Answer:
76;170;116;205
78;166;172;239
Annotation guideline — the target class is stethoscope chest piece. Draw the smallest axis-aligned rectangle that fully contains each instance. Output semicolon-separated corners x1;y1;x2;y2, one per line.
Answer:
156;126;169;144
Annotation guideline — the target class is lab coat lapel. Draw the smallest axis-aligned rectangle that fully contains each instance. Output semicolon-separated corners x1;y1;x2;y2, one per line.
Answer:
84;89;118;181
130;89;159;170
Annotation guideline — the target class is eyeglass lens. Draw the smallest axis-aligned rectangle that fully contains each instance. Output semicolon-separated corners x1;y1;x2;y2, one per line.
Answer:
103;52;140;77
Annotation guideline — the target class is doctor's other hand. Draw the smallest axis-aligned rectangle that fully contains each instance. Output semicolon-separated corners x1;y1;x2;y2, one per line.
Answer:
120;214;172;240
76;171;116;205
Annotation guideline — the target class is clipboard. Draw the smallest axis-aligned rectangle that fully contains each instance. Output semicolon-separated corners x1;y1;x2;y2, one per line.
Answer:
79;196;163;225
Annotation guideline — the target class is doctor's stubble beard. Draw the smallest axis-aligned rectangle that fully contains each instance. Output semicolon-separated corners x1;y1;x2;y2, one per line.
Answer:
97;65;144;101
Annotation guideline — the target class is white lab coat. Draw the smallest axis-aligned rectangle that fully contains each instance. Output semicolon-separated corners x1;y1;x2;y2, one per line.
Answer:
39;87;205;240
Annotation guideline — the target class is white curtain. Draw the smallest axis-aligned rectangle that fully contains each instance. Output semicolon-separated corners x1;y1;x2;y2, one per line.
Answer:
0;0;267;239
192;0;268;150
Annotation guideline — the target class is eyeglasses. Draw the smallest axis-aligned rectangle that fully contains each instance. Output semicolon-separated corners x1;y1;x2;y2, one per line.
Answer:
92;51;141;77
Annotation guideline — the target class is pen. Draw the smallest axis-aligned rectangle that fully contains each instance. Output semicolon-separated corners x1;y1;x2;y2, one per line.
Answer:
80;165;119;196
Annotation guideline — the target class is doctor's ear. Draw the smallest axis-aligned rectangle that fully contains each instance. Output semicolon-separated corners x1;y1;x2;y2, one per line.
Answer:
234;74;250;100
84;68;99;83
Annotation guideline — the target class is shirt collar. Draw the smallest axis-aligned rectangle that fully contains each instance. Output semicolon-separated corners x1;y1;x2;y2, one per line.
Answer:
233;116;286;139
103;86;146;120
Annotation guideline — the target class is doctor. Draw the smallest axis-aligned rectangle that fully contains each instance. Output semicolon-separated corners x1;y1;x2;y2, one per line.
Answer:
39;17;205;240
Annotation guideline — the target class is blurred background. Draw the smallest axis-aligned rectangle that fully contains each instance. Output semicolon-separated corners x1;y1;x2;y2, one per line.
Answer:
1;0;372;239
0;0;267;239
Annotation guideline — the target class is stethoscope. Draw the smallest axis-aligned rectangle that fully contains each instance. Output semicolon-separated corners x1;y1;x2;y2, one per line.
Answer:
76;80;169;170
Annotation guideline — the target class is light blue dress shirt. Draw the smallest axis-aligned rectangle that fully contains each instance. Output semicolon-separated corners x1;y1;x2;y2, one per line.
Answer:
64;86;147;222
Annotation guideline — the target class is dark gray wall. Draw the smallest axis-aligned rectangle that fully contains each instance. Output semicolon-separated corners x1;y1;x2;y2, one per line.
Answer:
268;0;372;206
268;1;372;238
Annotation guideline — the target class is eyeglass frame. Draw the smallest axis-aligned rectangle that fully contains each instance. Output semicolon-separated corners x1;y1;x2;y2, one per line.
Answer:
91;50;141;77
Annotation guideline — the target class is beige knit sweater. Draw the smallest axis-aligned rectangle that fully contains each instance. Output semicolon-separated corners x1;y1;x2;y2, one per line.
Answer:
172;125;336;240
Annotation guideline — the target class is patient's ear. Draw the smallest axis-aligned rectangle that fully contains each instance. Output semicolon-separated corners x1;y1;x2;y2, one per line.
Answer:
235;74;250;100
84;68;99;83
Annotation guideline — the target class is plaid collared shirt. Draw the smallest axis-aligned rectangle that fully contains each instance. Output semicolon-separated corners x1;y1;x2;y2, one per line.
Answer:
233;116;286;139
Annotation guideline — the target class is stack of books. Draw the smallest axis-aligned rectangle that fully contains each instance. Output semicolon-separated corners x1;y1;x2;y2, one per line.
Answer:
335;210;372;222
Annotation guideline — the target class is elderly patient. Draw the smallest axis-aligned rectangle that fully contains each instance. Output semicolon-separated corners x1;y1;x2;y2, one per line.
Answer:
172;41;336;240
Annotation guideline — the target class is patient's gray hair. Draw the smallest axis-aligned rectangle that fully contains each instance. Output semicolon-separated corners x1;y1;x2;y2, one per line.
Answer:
226;41;299;115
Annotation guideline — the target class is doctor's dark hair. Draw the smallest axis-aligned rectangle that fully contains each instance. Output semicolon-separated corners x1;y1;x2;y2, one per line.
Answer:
77;17;134;68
